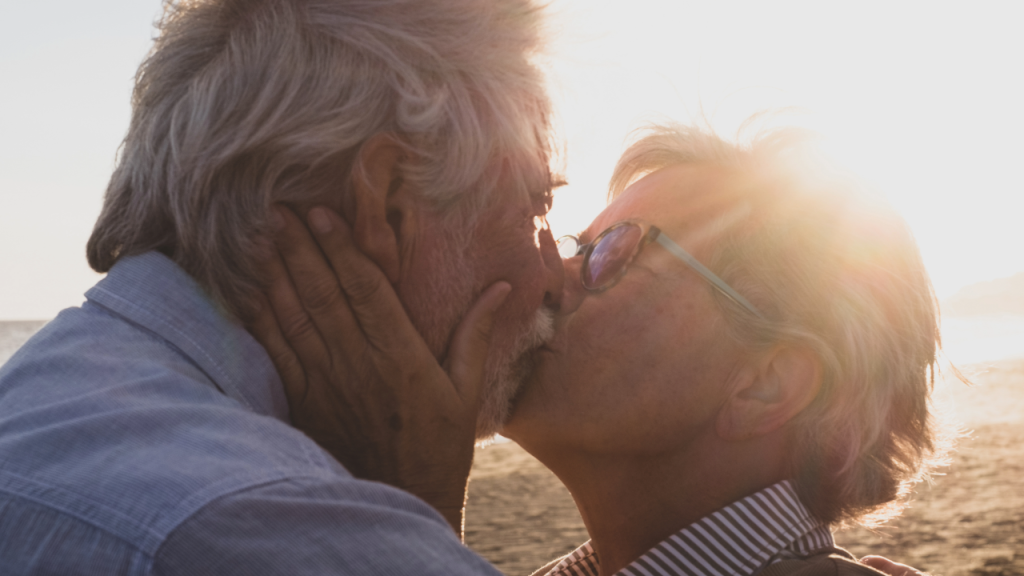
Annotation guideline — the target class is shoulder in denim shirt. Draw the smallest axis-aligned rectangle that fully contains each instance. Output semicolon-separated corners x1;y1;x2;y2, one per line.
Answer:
0;252;498;575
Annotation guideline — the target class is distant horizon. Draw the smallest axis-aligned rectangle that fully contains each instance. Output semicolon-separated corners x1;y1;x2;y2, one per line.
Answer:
4;262;1024;322
7;312;1024;369
5;267;1024;323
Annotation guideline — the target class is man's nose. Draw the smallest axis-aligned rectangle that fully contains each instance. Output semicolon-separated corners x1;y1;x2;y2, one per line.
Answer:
537;227;565;309
554;251;586;315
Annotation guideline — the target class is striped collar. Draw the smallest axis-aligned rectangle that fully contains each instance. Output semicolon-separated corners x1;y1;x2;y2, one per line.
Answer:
545;480;833;576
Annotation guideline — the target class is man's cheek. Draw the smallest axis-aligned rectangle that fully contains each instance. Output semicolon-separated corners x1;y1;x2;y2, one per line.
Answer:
492;303;522;344
502;287;537;325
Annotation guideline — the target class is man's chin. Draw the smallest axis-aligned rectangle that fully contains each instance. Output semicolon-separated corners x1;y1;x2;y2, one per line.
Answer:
473;349;533;441
474;367;530;443
473;308;553;440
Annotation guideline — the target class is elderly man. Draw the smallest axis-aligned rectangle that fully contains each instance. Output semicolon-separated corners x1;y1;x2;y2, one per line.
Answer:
0;0;563;573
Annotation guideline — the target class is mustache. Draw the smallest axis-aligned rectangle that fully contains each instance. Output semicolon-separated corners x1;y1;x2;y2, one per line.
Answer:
524;307;555;349
484;306;555;376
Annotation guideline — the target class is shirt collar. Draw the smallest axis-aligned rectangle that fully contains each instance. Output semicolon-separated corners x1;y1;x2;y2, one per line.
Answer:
547;480;834;576
85;251;289;422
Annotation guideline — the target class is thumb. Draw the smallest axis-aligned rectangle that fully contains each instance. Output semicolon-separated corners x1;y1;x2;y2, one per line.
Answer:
446;281;512;407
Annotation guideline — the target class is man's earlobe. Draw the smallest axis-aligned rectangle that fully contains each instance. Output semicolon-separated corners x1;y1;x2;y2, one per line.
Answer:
350;133;411;284
716;346;822;441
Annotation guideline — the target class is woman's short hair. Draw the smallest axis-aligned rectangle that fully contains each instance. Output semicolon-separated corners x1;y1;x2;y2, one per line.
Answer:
87;0;555;317
610;120;953;527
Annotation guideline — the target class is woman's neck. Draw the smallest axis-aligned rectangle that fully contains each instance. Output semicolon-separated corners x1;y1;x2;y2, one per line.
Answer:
534;438;785;576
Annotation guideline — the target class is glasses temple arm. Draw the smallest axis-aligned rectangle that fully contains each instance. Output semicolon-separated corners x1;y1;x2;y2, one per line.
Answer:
654;233;766;320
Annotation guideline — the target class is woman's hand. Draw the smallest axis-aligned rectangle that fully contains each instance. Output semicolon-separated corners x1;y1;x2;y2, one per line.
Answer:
247;205;509;538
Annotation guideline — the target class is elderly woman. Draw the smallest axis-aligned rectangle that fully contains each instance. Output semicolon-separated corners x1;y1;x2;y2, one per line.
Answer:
502;124;946;575
255;122;947;576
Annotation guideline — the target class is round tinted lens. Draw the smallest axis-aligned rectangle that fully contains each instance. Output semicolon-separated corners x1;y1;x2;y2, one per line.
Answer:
583;224;644;289
556;235;580;259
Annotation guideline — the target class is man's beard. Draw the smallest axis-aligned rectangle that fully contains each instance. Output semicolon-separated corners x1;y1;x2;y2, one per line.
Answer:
475;306;553;440
413;230;554;441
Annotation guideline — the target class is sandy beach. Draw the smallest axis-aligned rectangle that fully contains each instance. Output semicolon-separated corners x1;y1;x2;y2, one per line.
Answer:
465;360;1024;576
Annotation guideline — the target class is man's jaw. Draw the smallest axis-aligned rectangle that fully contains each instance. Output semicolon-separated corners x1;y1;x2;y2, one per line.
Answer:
474;307;555;442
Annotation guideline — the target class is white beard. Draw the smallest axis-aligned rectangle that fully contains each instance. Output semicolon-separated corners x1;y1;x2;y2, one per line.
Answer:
474;306;554;440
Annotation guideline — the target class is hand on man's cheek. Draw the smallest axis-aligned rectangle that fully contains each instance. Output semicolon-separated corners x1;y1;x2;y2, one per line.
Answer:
246;205;511;537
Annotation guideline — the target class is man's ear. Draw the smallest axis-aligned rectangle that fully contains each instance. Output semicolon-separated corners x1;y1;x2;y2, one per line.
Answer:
716;346;822;441
349;133;415;284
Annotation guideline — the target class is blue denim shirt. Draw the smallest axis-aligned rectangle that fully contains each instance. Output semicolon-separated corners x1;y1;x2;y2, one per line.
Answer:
0;252;500;575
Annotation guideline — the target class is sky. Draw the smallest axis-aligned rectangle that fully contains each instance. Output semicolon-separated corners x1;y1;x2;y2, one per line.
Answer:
2;1;1023;320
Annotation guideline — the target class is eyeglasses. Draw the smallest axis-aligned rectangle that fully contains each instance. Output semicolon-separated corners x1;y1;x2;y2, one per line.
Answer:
556;221;765;320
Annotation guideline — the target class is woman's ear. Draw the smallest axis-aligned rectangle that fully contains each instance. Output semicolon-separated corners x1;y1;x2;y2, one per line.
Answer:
349;133;417;284
716;346;822;441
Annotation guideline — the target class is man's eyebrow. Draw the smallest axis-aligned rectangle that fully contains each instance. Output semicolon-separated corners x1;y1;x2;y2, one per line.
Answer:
530;174;567;213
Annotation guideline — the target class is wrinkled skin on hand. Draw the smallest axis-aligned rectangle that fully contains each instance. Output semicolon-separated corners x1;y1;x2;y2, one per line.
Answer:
247;205;509;538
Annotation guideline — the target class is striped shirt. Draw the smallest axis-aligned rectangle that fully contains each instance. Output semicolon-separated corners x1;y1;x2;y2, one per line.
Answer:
546;480;833;576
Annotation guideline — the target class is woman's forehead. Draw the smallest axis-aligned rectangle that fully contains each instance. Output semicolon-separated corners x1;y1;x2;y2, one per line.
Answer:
590;164;740;237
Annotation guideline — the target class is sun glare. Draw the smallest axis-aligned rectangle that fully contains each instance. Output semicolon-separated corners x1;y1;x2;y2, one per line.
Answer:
1;0;1021;323
541;1;1024;305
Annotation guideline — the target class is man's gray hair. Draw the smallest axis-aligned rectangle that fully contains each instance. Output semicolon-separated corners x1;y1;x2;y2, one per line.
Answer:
611;121;953;527
88;0;555;317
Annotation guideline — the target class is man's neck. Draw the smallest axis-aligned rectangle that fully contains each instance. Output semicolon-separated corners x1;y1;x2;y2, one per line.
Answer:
534;434;789;576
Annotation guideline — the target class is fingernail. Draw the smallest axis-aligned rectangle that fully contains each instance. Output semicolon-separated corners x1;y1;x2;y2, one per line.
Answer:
308;207;333;234
492;282;512;310
269;208;285;231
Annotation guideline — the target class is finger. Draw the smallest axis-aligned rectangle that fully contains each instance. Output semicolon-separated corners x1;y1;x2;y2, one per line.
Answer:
246;292;309;409
305;206;423;351
272;206;363;349
445;281;512;406
860;556;922;576
261;228;335;377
